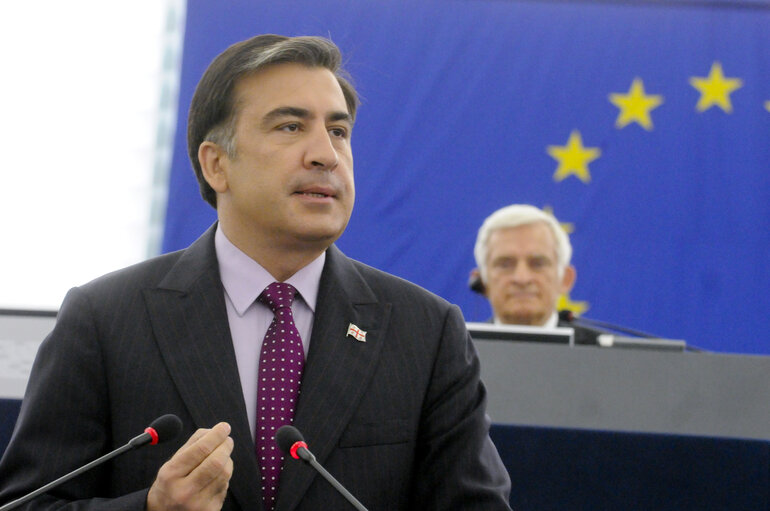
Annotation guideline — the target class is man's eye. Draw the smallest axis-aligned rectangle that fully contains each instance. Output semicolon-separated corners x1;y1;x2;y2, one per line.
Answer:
529;257;550;269
280;123;300;132
329;127;348;138
493;259;515;270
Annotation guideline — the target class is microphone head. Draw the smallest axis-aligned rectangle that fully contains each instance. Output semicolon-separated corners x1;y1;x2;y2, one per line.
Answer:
558;310;574;323
276;425;304;454
148;414;183;444
468;270;485;294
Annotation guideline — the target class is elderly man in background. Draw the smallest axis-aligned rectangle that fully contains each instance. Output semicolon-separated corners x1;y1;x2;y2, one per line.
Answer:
470;204;600;345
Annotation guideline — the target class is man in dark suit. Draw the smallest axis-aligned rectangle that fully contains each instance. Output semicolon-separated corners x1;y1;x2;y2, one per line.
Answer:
0;35;511;510
469;204;601;346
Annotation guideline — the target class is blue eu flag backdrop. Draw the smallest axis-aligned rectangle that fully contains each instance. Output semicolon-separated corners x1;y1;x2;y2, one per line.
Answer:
163;0;770;354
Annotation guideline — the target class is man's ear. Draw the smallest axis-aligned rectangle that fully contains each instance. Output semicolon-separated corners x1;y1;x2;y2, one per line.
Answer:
198;141;230;194
560;265;576;294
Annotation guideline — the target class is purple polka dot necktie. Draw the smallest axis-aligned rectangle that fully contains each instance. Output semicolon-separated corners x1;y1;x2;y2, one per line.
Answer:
256;282;305;511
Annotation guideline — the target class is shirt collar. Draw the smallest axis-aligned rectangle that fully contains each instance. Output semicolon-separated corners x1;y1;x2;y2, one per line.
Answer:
543;311;559;328
493;310;559;328
215;225;325;316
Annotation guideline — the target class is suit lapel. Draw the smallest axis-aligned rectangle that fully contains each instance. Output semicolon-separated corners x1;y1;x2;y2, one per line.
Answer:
276;246;391;511
143;226;263;511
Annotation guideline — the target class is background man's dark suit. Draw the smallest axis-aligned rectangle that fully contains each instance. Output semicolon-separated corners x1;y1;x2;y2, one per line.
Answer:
0;225;511;510
556;320;601;346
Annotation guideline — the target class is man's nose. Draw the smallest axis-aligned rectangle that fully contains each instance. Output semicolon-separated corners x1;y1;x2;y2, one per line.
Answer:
510;262;533;282
305;126;339;170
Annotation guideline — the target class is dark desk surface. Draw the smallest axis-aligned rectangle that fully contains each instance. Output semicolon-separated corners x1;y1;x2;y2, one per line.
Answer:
490;423;770;511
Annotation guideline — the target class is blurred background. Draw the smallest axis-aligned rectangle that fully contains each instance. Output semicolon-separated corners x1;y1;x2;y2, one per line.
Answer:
0;0;184;309
2;0;769;354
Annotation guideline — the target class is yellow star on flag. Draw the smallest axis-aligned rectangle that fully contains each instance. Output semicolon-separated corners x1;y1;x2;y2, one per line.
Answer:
608;78;664;130
765;100;770;113
557;294;589;317
547;130;601;184
542;205;574;234
689;62;743;113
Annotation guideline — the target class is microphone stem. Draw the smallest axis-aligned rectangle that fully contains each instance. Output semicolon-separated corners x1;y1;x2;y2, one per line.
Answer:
574;316;658;339
307;458;369;511
0;443;134;511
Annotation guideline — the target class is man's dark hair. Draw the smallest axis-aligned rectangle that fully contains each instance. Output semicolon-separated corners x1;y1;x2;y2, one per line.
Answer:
187;34;359;208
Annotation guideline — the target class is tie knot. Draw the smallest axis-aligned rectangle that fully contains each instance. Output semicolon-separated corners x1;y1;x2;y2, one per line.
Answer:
259;282;297;312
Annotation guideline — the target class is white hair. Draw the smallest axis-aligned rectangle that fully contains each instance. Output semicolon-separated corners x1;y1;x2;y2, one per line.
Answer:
474;204;573;281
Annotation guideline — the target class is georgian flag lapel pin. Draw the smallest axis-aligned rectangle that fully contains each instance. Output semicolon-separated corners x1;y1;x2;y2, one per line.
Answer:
347;323;367;342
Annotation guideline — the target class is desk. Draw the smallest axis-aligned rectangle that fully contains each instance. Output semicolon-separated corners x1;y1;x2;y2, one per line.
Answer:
474;339;770;440
490;423;770;510
0;312;54;399
473;339;770;510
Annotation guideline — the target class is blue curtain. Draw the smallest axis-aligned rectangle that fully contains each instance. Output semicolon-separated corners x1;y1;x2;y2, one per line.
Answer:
163;0;770;354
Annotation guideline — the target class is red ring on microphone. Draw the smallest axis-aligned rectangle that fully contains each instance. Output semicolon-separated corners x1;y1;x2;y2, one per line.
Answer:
145;427;159;445
289;441;308;460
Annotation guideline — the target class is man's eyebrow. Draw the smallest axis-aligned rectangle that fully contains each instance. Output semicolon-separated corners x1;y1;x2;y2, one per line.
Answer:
261;107;353;127
328;111;353;124
262;106;311;125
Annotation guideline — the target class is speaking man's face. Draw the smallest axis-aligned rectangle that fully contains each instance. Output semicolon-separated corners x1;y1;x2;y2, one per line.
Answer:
206;63;355;254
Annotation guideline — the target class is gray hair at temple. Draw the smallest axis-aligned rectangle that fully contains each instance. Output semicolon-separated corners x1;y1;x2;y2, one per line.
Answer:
474;204;573;280
187;34;360;208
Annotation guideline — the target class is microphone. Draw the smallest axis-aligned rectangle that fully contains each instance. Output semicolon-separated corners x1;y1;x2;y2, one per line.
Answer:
558;310;659;338
276;425;369;511
0;414;183;511
558;310;698;352
467;270;485;294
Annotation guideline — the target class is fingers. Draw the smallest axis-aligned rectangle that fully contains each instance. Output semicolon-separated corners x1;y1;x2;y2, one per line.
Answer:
187;426;234;493
147;422;234;511
169;422;232;479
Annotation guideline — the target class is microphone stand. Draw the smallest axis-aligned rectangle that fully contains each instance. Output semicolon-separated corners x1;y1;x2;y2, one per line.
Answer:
0;415;181;511
559;310;705;352
0;442;136;511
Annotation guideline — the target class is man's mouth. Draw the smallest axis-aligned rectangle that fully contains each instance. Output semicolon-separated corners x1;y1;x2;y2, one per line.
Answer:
298;191;331;198
509;291;538;299
295;185;336;199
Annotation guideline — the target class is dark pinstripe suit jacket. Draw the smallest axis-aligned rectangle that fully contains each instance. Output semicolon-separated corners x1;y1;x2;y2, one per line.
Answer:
0;226;511;510
557;321;602;346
